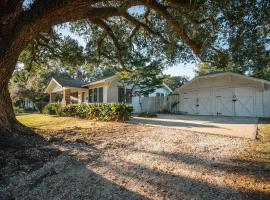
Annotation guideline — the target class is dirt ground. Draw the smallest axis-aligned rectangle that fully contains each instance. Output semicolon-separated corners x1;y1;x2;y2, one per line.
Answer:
1;115;270;200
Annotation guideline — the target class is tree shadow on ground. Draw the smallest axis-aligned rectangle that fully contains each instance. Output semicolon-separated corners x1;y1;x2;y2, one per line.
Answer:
1;126;269;200
97;157;270;200
0;128;149;200
127;148;270;181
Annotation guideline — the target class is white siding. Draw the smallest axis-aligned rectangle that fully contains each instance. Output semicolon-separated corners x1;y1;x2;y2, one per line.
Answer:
51;84;62;93
107;79;119;102
263;89;270;117
149;87;170;97
179;74;270;117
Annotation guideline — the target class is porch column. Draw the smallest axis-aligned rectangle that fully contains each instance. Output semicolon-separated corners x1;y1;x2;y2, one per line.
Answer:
103;85;108;103
50;93;57;103
61;88;70;106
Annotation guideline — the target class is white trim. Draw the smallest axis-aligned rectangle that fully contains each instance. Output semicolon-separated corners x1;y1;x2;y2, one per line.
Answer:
45;78;63;93
162;83;173;92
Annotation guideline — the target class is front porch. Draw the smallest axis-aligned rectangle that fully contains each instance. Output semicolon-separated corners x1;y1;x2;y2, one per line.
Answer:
50;88;87;106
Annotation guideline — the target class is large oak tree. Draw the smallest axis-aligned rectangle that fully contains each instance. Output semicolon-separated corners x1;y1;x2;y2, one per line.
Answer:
0;0;269;132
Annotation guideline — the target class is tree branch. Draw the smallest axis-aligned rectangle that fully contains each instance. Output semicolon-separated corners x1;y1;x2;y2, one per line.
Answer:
145;0;202;54
123;12;170;45
90;18;126;69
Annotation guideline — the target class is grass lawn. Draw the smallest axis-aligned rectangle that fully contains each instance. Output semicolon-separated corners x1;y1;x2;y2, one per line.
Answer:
17;114;66;128
16;113;126;143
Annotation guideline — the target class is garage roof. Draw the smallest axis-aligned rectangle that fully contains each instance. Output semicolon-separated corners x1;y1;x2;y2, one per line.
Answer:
177;72;270;91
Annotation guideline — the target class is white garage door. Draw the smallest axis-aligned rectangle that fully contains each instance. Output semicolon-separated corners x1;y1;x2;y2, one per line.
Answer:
215;87;255;117
215;88;234;116
181;87;256;117
235;87;255;117
182;91;197;115
198;89;213;115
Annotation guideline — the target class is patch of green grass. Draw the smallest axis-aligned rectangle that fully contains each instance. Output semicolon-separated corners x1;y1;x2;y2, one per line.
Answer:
16;114;64;128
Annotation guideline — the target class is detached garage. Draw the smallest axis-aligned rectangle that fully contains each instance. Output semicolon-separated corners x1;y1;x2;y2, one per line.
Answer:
175;72;270;117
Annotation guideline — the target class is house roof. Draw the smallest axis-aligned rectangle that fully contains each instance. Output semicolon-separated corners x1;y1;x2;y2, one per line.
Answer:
82;75;118;87
177;72;270;91
162;83;173;92
53;77;86;87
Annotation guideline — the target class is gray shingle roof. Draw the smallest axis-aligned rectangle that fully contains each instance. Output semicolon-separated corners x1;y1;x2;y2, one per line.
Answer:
53;77;85;87
82;75;117;87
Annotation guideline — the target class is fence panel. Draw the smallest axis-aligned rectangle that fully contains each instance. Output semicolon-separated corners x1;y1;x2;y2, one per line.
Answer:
139;94;181;113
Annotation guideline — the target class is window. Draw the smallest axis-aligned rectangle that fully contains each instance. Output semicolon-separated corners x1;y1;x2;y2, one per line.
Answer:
94;88;98;102
88;89;93;103
89;87;103;103
126;89;132;103
118;87;132;103
118;87;125;102
70;92;78;98
70;92;78;104
98;87;103;102
156;92;164;97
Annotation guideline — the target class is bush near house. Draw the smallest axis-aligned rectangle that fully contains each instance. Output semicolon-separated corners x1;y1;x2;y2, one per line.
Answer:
43;103;62;115
34;102;48;113
13;107;25;114
63;103;133;121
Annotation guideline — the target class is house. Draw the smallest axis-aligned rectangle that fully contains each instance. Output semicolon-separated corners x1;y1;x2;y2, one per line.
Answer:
174;72;270;117
45;75;172;112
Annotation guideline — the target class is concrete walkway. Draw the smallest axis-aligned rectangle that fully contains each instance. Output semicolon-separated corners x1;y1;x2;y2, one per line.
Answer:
130;114;258;139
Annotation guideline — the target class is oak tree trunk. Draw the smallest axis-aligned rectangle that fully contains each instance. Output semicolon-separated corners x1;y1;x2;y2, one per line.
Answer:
0;45;24;133
0;84;17;132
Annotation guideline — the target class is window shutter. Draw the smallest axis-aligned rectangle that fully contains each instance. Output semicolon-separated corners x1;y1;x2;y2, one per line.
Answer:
118;87;125;102
98;87;103;103
94;88;98;102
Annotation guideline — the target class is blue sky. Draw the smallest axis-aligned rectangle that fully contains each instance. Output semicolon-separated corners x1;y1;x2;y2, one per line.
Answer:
57;26;196;79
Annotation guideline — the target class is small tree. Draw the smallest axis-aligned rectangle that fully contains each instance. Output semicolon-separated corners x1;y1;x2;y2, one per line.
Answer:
118;58;164;110
163;75;189;91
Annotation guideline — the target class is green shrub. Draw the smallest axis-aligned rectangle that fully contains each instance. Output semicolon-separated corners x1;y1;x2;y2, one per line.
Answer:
138;112;157;118
63;103;133;121
43;103;62;115
34;102;48;113
14;107;25;114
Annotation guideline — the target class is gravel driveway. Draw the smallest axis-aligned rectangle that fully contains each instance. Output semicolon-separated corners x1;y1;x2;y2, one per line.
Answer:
2;122;270;200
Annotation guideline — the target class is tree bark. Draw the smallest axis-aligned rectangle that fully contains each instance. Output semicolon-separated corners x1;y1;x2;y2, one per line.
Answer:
0;37;24;132
0;85;17;132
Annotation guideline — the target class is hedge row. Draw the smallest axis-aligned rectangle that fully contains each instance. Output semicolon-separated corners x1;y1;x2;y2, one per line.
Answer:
44;103;133;121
